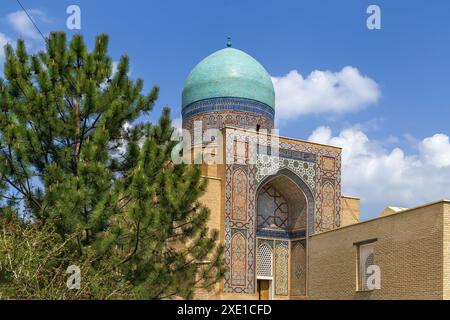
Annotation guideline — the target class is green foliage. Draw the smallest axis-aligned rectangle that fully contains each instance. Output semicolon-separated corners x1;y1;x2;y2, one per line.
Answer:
0;32;225;299
0;211;133;299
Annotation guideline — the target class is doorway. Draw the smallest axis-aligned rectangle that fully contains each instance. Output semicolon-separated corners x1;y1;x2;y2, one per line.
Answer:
257;279;272;300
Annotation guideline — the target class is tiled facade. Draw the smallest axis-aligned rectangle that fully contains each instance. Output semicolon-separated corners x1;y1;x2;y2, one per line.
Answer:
219;127;342;296
190;125;450;300
194;131;450;300
188;122;342;299
182;97;450;301
182;97;274;144
181;93;342;298
183;47;450;300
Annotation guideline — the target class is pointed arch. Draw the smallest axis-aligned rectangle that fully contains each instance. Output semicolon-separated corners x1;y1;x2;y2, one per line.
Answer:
256;168;315;235
257;184;289;230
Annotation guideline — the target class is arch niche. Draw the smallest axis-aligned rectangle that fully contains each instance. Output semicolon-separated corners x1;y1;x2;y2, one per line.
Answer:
255;168;314;298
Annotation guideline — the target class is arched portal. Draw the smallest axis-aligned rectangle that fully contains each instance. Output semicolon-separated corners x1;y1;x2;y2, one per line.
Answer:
255;169;313;298
256;168;314;238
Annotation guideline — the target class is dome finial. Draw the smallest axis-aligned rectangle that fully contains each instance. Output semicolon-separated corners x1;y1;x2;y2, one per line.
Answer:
226;37;232;48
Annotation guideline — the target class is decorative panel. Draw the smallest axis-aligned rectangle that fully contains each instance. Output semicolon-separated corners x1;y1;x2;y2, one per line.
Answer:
257;243;273;278
257;185;289;230
274;241;289;296
224;129;259;293
321;183;335;231
255;155;316;191
232;169;247;221
290;241;306;296
223;127;342;294
321;155;336;172
230;232;247;287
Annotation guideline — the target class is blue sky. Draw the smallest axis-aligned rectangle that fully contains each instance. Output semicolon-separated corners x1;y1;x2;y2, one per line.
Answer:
1;0;450;219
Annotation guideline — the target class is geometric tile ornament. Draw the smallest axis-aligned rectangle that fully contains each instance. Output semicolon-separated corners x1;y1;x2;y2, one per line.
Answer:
257;242;274;278
257;185;289;230
223;128;341;294
182;97;275;144
232;169;248;221
290;241;306;296
274;241;289;296
256;168;315;237
321;182;336;231
230;232;247;286
182;85;342;295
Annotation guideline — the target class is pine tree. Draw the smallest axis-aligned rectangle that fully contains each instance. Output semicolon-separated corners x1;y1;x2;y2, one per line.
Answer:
0;209;134;300
0;32;225;299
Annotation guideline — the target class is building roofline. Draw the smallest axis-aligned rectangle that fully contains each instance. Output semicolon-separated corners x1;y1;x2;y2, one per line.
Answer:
311;199;450;237
342;195;361;200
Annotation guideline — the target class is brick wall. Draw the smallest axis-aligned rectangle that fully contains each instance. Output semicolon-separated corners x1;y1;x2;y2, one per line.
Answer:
309;201;446;300
442;202;450;299
341;196;360;227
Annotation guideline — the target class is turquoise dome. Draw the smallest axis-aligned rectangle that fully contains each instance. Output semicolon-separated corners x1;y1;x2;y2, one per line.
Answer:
182;47;275;110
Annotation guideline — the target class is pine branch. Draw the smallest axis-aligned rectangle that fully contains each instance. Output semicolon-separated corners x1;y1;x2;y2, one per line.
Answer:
120;219;141;264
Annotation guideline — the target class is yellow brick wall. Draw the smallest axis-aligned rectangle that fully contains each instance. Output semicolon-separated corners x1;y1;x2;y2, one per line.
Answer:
341;196;360;227
309;201;445;300
442;202;450;299
194;157;226;299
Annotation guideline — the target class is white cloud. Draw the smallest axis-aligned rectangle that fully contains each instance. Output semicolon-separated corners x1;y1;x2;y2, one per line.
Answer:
272;67;380;120
420;134;450;168
7;9;50;40
308;126;450;219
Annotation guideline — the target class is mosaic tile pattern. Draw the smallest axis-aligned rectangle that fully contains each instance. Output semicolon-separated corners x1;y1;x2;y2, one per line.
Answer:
292;202;307;231
230;232;247;287
321;182;336;231
274;241;289;296
255;154;316;194
321;155;336;172
184;110;273;137
257;238;275;249
256;229;306;239
182;98;275;146
275;141;342;232
291;240;306;296
232;169;248;221
257;185;289;230
257;242;273;278
257;168;315;237
182;97;275;120
224;163;257;293
223;129;341;294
